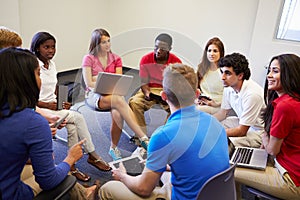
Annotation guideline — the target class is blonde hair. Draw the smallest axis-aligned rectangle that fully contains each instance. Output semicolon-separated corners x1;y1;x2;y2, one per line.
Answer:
0;27;22;49
163;63;197;107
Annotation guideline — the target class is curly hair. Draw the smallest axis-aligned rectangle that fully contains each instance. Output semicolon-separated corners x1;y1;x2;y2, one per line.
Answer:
218;52;251;80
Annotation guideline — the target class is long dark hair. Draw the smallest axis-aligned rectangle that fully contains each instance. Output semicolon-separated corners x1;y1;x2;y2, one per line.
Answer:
88;28;110;56
0;47;40;118
263;54;300;134
197;37;224;86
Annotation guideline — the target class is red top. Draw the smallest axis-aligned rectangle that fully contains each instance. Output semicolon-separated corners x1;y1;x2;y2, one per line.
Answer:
271;94;300;186
139;52;181;88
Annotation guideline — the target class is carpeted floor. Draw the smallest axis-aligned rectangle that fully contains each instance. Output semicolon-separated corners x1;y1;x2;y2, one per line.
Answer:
53;68;262;199
53;101;167;186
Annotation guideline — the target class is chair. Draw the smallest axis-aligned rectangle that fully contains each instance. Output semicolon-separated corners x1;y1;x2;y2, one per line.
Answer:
245;186;282;200
0;175;76;200
196;163;237;200
34;175;76;200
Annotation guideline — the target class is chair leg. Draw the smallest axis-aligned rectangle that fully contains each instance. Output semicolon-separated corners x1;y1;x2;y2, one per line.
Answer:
53;135;68;143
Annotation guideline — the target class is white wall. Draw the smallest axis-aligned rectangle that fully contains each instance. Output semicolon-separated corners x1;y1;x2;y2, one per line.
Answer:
249;0;300;85
1;0;300;87
0;0;20;32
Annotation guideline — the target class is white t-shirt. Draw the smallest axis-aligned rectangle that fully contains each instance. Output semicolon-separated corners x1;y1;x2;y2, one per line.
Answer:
38;59;57;103
221;79;265;131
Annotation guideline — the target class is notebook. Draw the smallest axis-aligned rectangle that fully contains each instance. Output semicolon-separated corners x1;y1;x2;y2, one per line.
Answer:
57;85;69;110
228;137;268;170
109;155;145;176
94;72;134;96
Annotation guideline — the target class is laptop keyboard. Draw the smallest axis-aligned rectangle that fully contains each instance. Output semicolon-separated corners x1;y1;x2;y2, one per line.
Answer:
233;148;253;164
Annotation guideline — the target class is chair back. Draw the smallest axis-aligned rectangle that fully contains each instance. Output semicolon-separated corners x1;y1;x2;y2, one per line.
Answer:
34;175;76;200
196;163;237;200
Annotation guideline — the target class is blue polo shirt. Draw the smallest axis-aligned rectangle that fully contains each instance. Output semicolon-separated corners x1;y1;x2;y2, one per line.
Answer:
146;105;229;199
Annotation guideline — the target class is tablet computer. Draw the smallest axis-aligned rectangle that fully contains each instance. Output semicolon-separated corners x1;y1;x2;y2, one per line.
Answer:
109;155;145;176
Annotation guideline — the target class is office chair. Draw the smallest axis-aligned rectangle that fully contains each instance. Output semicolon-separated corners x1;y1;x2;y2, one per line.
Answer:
196;163;237;200
34;175;76;200
245;186;282;200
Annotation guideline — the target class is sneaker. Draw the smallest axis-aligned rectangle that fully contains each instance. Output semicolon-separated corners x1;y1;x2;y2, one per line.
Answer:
132;146;147;159
109;147;122;161
139;136;149;150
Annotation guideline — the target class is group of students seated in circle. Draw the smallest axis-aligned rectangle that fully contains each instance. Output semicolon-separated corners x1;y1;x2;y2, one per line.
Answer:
0;26;300;200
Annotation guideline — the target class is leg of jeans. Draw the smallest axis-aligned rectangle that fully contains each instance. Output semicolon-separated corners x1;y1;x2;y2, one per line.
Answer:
99;180;170;200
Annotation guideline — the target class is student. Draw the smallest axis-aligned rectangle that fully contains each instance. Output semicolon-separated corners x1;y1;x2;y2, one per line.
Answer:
82;28;149;161
30;31;111;182
129;33;182;135
196;37;225;114
99;63;230;200
213;53;265;148
0;26;65;136
0;47;98;200
235;54;300;199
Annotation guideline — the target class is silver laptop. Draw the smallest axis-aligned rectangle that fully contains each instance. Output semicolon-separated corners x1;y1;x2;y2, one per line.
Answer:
109;155;145;176
228;138;268;170
94;72;133;96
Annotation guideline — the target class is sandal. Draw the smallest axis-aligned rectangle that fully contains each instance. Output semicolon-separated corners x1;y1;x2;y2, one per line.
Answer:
71;168;91;182
87;156;111;171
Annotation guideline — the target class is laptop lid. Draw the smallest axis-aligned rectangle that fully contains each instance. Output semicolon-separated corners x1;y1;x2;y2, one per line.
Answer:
94;72;133;96
228;138;268;170
109;155;145;176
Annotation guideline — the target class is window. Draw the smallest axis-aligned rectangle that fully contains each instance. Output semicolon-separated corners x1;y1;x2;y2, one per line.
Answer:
276;0;300;42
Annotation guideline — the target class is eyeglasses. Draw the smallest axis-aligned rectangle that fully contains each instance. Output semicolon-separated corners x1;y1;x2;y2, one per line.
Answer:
154;45;169;51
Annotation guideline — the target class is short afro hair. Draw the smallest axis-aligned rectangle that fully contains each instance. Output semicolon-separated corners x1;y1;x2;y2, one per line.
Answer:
155;33;172;47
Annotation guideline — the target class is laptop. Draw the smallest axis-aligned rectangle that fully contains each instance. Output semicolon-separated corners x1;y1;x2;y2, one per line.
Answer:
94;72;134;96
109;154;145;176
57;85;69;110
228;137;268;170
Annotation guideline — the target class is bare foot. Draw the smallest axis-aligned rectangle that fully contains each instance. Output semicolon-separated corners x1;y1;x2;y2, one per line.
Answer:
86;185;97;199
